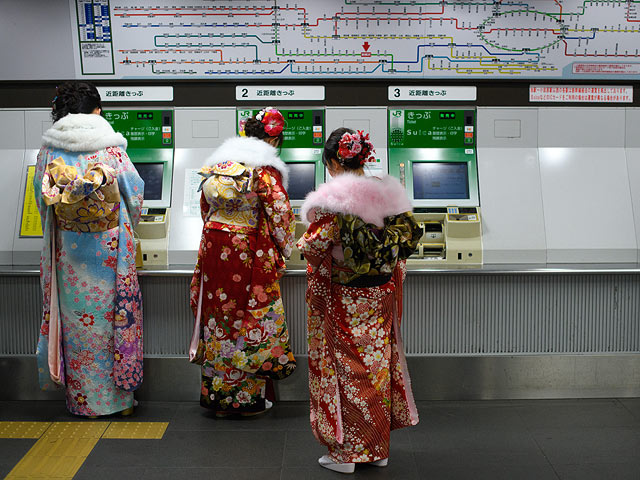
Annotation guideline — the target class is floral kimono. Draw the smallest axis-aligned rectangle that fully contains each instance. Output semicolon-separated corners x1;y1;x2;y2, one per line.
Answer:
34;113;144;416
297;173;422;463
190;136;296;414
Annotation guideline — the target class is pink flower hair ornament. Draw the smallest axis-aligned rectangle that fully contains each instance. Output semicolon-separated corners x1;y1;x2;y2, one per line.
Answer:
337;130;375;166
256;107;285;137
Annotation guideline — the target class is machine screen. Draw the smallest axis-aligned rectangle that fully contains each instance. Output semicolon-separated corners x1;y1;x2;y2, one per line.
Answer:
134;162;164;201
413;162;469;200
286;162;316;200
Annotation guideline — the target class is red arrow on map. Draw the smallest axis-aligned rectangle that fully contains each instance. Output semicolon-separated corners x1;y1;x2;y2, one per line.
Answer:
363;42;371;51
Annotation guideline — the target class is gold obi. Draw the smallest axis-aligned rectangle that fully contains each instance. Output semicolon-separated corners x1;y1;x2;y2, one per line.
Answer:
200;161;260;229
42;157;121;233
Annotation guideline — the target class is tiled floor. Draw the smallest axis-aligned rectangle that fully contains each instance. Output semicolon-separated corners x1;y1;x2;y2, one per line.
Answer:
1;399;639;479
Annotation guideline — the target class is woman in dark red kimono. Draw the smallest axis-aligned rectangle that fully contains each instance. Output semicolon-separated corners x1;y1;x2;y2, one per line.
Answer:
298;128;422;473
190;108;296;416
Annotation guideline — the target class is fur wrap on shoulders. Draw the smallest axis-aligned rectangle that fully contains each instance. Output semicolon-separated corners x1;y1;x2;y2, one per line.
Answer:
301;173;412;227
204;136;289;189
42;113;127;152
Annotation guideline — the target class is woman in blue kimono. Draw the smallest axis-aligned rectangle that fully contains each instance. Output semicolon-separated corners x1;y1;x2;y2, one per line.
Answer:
34;82;145;416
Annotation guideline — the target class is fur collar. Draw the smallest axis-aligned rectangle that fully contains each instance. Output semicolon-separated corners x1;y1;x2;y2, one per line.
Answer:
301;173;412;227
204;136;289;189
42;113;127;151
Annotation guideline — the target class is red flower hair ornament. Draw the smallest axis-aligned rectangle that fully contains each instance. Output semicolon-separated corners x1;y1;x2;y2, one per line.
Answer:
337;130;375;166
256;107;285;137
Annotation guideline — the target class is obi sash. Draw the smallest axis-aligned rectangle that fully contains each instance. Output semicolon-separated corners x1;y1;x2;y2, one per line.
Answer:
42;157;120;233
198;161;260;229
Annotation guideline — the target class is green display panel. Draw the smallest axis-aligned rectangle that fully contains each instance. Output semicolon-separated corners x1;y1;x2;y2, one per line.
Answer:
237;109;324;150
104;109;174;209
389;109;474;148
103;110;173;148
237;109;325;205
388;109;479;207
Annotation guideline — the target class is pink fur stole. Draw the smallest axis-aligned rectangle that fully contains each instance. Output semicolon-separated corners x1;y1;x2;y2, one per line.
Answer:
301;173;412;227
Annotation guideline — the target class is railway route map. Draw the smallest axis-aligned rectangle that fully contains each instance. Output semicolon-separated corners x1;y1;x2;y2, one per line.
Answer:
71;0;640;79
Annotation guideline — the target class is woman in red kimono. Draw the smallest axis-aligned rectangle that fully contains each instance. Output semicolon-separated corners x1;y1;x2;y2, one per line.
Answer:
189;107;296;416
297;128;422;473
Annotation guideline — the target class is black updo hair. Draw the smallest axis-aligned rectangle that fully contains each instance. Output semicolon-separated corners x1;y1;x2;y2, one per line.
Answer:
243;114;284;148
51;82;103;122
323;127;362;171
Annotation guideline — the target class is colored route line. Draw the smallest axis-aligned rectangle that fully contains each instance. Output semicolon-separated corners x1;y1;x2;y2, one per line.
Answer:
108;0;640;77
1;421;168;479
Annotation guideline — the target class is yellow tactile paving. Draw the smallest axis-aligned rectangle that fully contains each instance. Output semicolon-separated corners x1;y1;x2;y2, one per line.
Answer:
4;422;109;479
6;438;99;479
4;420;168;479
0;422;51;439
43;421;109;439
103;421;168;439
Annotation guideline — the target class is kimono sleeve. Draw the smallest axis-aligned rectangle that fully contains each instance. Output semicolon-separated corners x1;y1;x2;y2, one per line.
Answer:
200;191;209;222
32;148;50;225
109;146;144;227
296;210;339;269
255;166;296;259
394;211;423;261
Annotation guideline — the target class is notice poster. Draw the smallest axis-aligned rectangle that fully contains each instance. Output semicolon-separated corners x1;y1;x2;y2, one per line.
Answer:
20;166;43;237
183;169;202;217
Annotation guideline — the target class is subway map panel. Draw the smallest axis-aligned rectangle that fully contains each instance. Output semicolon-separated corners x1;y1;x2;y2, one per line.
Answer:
72;0;640;79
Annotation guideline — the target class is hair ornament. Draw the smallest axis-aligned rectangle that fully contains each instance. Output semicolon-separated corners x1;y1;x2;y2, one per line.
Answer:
256;107;285;137
337;130;375;166
238;119;247;137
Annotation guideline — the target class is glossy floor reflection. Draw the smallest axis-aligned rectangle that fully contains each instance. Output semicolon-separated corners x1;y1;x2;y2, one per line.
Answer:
1;399;639;479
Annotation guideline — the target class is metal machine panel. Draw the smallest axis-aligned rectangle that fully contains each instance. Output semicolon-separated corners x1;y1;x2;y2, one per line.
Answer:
477;107;538;148
325;106;388;176
174;107;235;148
626;107;640;262
25;110;52;148
478;148;546;264
13;110;52;264
169;108;236;264
0;110;26;265
626;108;640;148
626;148;640;263
539;147;637;263
539;108;625;148
476;108;545;264
0;110;26;149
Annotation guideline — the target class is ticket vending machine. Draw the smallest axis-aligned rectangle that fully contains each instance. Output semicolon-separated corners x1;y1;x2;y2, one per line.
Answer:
237;108;326;268
104;110;174;266
388;108;482;266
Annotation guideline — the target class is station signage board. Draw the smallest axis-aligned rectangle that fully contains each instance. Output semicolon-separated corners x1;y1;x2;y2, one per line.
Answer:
237;109;324;150
389;109;475;148
103;110;174;148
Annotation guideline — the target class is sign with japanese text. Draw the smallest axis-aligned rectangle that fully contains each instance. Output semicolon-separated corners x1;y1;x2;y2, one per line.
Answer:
573;64;640;75
237;109;324;149
103;110;173;148
389;109;475;149
529;85;633;103
236;86;325;101
19;166;43;238
97;86;174;102
389;86;477;101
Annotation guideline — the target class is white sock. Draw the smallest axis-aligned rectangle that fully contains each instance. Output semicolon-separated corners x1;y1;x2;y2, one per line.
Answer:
318;455;355;474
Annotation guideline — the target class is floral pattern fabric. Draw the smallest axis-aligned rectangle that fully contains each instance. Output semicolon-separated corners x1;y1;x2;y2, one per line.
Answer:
34;145;144;416
297;210;420;463
190;163;296;413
